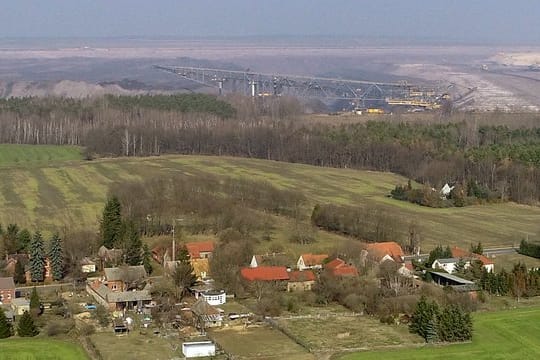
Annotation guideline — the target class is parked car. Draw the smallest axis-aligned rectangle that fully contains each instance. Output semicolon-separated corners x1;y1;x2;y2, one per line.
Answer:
84;303;97;310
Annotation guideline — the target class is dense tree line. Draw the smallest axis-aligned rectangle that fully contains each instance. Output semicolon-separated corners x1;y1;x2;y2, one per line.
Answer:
518;239;540;258
110;173;306;238
391;179;500;208
0;224;64;283
1;96;540;203
480;263;540;300
99;196;152;273
311;203;405;243
409;296;473;343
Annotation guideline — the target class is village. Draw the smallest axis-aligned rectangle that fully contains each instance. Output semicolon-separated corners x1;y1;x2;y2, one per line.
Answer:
0;232;499;359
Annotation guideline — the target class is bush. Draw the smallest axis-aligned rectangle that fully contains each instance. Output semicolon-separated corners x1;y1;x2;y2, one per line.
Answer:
79;323;96;336
46;319;75;336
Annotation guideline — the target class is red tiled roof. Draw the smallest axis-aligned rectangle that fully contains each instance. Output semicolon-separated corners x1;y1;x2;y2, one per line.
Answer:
451;246;469;258
332;266;359;277
185;241;215;259
326;258;346;270
451;246;494;266
288;270;316;282
475;254;494;265
324;258;359;277
366;242;404;262
240;266;290;281
300;254;328;266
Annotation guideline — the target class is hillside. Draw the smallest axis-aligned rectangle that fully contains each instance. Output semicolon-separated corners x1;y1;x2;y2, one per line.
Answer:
0;148;537;250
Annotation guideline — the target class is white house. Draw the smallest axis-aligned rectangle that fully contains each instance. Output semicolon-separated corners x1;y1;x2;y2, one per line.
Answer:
432;258;471;274
80;257;96;273
250;255;263;268
441;183;455;198
182;341;216;358
199;290;226;306
296;254;328;271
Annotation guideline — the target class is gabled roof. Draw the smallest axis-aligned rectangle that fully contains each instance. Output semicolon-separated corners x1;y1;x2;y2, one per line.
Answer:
366;242;404;262
299;254;328;266
240;266;289;281
451;246;494;265
325;258;359;277
332;266;359;277
450;247;469;258
288;270;316;282
433;257;462;264
107;289;152;303
191;298;221;317
80;257;96;265
0;277;15;289
104;265;147;282
251;255;263;267
475;254;494;266
326;258;346;270
186;241;215;259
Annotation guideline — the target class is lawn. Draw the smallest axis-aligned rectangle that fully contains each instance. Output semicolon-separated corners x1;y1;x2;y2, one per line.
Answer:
339;306;540;360
210;324;314;360
0;144;82;167
0;338;89;360
0;151;538;251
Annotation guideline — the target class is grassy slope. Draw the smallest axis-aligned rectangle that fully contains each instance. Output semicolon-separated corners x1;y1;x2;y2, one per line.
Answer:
0;338;89;360
0;149;538;249
339;306;540;360
0;144;82;167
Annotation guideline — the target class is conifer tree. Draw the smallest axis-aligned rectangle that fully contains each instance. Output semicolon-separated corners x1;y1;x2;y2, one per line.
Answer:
0;307;13;339
29;287;40;315
124;221;142;266
14;259;26;285
48;233;64;281
100;196;122;248
3;223;19;255
142;243;153;275
17;229;32;253
29;231;45;282
17;311;39;337
409;296;440;342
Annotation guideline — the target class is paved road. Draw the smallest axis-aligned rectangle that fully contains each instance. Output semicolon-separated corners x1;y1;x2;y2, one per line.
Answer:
403;247;518;262
483;247;519;256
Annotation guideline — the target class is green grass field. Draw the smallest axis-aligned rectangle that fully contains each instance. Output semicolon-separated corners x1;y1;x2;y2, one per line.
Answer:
0;147;538;250
339;306;540;360
0;338;89;360
0;144;82;167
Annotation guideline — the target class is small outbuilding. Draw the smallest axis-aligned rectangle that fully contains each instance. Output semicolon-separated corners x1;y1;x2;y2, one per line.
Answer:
11;297;30;316
182;341;216;358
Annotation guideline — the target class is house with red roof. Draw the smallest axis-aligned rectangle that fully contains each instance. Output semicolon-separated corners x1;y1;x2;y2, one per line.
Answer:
297;254;329;271
451;246;494;272
287;270;316;292
240;266;290;282
325;258;359;277
186;241;215;260
366;242;405;263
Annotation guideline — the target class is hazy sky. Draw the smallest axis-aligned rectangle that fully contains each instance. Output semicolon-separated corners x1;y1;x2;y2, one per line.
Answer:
1;0;539;44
